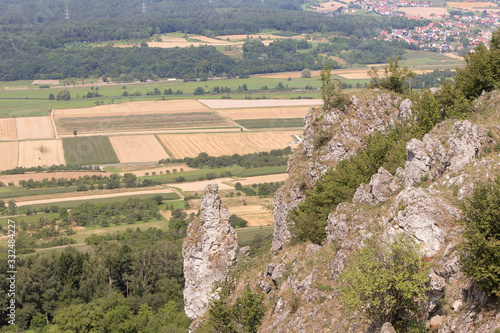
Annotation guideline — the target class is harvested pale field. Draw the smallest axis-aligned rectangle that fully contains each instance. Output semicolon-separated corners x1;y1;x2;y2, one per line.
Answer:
16;117;54;140
312;1;345;12
4;86;27;90
0;142;18;171
169;178;234;192
158;131;297;158
219;106;310;120
119;165;195;177
216;34;304;41
109;135;169;163
234;173;289;186
199;99;322;109
0;172;106;186
32;80;59;85
54;100;210;118
399;7;449;19
447;1;497;9
229;205;273;226
443;53;464;60
337;69;435;80
57;112;231;135
0;119;17;140
18;140;65;168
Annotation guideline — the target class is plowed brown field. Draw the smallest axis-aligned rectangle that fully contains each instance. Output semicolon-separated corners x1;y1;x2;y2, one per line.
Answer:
158;131;297;158
109;135;169;163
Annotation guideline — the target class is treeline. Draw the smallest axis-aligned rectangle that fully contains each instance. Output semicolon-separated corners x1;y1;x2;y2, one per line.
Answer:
0;227;191;331
317;37;415;64
235;181;285;197
159;147;292;169
1;164;101;175
411;69;457;89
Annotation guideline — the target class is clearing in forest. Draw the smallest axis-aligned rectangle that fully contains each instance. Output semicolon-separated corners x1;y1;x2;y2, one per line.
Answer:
16;117;54;140
62;136;119;165
18;140;65;168
0;119;17;140
0;142;18;171
157;131;298;158
109;135;169;163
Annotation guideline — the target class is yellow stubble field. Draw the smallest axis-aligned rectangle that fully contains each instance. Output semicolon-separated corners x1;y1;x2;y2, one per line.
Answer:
16;117;54;140
109;135;170;163
157;131;298;158
18;140;65;168
0;142;18;171
0;119;18;140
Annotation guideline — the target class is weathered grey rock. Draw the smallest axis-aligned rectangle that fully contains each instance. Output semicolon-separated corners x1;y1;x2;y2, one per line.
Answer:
427;269;447;315
266;263;277;277
447;120;494;170
258;272;274;294
272;184;305;255
182;184;239;320
398;98;414;123
238;246;250;257
390;187;461;255
271;264;286;282
380;322;397;333
353;167;399;205
403;121;494;188
325;203;350;244
305;244;322;255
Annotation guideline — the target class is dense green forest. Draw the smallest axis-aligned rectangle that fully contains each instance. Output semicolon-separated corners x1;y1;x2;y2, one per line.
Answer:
0;0;426;80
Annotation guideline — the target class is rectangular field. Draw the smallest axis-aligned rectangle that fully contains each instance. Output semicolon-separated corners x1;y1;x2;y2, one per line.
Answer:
18;140;65;168
219;106;310;120
109;135;169;163
16;117;54;140
198;99;323;109
54;100;210;118
235;118;304;129
0;142;18;170
157;131;298;158
0;119;17;140
56;112;231;135
62;136;119;165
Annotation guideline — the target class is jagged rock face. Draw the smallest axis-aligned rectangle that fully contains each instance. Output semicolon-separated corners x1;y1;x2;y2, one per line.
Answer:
353;167;400;205
387;187;461;256
272;92;411;254
403;120;494;188
182;184;238;320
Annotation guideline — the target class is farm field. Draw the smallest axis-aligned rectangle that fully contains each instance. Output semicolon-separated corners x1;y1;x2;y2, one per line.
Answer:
0;118;17;140
62;136;119;165
233;173;289;185
311;1;345;12
0;171;105;186
54;100;210;118
447;1;498;10
16;116;54;139
199;99;322;109
398;7;449;19
218;106;310;120
0;142;18;170
235;118;304;129
157;131;298;158
18;140;65;168
109;135;169;163
118;164;195;176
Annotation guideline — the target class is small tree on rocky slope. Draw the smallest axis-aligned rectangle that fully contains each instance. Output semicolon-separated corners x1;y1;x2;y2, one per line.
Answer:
461;177;500;297
340;235;429;330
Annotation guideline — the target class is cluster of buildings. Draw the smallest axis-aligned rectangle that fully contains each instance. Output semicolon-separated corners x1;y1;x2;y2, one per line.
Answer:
336;0;500;52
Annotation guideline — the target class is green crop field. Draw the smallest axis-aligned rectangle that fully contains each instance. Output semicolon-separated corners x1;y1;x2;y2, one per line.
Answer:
236;225;273;244
0;186;77;200
236;118;304;129
63;136;119;165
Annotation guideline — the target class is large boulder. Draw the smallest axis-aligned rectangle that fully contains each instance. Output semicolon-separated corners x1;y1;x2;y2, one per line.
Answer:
182;184;239;320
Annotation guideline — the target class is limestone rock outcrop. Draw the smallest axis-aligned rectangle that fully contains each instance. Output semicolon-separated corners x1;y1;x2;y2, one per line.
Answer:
182;184;239;320
353;167;400;205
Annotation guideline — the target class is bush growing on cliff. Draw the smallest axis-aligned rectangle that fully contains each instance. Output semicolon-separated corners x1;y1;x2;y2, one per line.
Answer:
461;177;500;296
340;235;429;330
